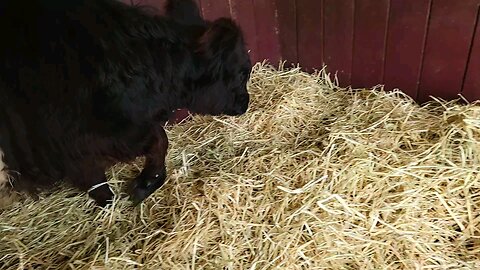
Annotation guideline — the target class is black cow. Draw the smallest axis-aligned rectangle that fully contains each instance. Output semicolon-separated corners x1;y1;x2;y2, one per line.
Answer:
0;0;251;206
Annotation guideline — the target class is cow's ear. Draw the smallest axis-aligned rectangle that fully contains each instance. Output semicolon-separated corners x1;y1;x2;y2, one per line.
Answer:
195;18;242;62
165;0;204;26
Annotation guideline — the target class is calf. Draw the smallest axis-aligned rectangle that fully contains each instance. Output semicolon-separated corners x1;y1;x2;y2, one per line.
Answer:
0;0;251;206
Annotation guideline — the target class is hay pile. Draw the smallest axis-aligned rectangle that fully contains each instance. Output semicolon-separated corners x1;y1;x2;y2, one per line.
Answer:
1;63;480;269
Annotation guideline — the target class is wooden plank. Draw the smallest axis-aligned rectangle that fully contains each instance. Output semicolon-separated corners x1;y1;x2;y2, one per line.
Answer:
462;8;480;102
296;0;323;71
418;0;479;103
276;0;298;65
383;0;431;99
323;0;354;86
351;0;390;88
253;0;282;64
230;0;258;63
200;0;231;20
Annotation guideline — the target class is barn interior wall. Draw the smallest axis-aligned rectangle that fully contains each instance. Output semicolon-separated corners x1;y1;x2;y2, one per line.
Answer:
130;0;480;103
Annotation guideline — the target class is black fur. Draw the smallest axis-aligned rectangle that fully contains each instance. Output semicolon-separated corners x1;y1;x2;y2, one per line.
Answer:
0;0;251;206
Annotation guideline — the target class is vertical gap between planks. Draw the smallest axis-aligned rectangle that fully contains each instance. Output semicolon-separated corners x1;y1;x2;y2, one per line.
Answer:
321;0;325;67
295;0;299;66
250;0;258;62
294;0;298;65
228;0;233;18
350;0;357;85
381;0;392;85
226;0;232;18
460;3;480;96
415;0;433;101
415;0;434;100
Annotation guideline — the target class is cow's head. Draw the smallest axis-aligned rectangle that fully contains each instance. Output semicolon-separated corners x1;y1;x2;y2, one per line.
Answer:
165;0;252;117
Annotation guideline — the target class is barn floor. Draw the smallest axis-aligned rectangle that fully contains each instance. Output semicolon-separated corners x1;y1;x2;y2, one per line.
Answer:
1;63;480;269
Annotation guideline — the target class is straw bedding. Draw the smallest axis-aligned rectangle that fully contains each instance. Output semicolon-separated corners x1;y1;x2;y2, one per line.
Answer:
1;62;480;269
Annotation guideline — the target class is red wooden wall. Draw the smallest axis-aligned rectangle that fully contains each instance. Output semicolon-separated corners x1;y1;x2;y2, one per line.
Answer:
129;0;480;103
